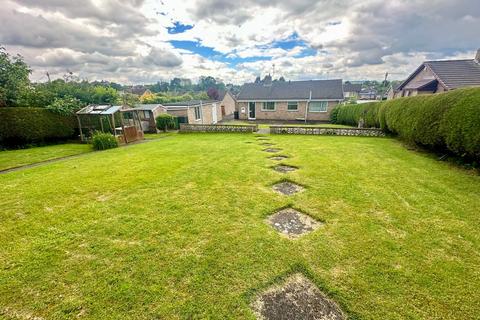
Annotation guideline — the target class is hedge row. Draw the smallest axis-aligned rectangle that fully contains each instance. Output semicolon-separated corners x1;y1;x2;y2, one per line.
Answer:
0;107;77;147
333;87;480;161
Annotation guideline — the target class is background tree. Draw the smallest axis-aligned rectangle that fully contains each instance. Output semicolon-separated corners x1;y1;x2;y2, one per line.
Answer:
0;47;31;107
207;87;219;100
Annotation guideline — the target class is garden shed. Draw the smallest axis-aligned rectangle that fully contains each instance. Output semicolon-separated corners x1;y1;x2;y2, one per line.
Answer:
76;104;144;144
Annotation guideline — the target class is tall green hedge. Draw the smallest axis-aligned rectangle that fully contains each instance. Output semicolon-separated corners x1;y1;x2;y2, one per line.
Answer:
0;107;76;147
333;88;480;161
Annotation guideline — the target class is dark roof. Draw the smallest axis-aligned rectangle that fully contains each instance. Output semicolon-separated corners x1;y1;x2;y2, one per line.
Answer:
343;83;362;92
425;59;480;89
237;79;344;100
163;100;219;108
400;59;480;91
217;90;227;100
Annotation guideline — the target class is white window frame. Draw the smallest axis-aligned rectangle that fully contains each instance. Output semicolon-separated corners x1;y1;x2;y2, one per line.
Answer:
194;106;201;120
144;110;151;119
261;101;276;111
287;101;298;111
308;101;328;113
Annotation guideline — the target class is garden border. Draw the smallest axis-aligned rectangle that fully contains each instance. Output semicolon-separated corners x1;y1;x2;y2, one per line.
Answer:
270;126;385;137
180;123;258;133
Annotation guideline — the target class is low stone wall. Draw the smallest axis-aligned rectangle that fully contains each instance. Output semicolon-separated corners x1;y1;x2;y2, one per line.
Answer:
180;123;258;133
270;126;385;137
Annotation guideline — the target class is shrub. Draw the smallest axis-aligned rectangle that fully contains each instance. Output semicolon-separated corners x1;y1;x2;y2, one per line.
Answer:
334;87;480;161
156;113;177;132
330;106;340;123
91;131;118;150
0;107;76;147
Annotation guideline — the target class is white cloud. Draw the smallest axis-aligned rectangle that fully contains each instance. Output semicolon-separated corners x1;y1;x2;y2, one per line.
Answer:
1;0;479;84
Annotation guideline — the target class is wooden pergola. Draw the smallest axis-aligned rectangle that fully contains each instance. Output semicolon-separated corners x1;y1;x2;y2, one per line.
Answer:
76;105;144;144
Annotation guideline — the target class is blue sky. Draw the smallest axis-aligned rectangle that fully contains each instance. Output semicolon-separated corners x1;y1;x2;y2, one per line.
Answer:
169;30;317;67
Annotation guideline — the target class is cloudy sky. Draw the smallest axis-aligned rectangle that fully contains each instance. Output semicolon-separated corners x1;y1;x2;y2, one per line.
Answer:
1;0;479;84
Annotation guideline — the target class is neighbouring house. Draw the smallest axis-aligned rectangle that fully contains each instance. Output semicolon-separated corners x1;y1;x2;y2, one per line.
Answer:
386;83;401;100
394;49;480;98
217;90;236;120
343;82;362;98
164;100;222;124
358;88;378;100
125;104;166;133
236;79;344;122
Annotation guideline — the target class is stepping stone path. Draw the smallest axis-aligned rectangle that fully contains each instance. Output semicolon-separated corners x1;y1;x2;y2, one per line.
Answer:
269;155;289;161
251;273;345;320
272;181;304;195
273;165;297;173
267;208;321;238
264;148;282;153
250;134;342;319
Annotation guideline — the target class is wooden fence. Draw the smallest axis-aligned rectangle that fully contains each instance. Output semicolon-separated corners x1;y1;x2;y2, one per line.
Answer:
270;126;385;137
180;123;258;133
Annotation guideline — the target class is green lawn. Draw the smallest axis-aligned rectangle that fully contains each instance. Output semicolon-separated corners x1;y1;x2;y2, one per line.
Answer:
0;134;479;319
0;143;92;171
222;120;353;129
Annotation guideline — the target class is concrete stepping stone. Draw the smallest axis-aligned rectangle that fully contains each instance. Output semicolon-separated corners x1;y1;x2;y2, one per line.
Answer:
269;155;289;161
264;148;282;153
273;165;297;173
272;181;304;195
267;208;321;238
260;142;275;146
251;273;345;320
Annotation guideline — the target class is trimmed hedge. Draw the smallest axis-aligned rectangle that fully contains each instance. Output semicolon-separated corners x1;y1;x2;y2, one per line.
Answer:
333;88;480;161
0;107;76;147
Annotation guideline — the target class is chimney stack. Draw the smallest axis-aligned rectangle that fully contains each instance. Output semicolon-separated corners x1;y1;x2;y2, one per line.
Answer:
476;48;480;63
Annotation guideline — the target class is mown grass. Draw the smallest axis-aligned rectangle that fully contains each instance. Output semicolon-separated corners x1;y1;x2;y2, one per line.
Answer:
0;133;479;319
0;143;92;171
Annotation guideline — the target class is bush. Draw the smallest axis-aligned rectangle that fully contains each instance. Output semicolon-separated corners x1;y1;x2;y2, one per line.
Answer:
0;107;76;147
334;87;480;161
91;131;118;150
156;113;177;132
330;106;339;123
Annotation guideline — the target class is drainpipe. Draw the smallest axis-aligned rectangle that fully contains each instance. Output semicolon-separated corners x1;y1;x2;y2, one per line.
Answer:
304;90;312;124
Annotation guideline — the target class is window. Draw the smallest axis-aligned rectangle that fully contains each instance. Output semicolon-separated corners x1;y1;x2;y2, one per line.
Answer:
262;101;276;111
309;101;328;112
143;110;151;119
194;106;201;120
287;102;298;111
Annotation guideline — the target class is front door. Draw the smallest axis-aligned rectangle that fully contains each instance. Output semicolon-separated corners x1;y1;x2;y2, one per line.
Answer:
248;102;256;120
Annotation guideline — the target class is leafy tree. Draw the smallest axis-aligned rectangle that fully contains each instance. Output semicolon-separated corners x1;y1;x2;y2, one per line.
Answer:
207;87;219;100
92;86;118;104
46;96;81;115
0;47;31;107
254;76;261;84
121;92;140;106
